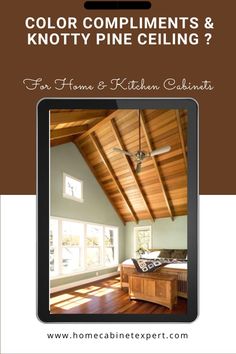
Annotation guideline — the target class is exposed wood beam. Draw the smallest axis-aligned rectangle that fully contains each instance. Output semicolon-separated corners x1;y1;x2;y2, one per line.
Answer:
110;118;155;222
80;109;116;129
50;110;108;125
74;142;125;225
140;111;174;221
89;132;138;223
50;125;89;140
50;136;72;147
176;110;187;172
75;109;133;144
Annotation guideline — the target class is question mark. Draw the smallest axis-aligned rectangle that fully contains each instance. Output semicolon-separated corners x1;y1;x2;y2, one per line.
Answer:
204;33;212;45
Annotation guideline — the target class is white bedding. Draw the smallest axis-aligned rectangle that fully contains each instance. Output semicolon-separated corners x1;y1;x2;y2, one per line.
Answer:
121;258;187;270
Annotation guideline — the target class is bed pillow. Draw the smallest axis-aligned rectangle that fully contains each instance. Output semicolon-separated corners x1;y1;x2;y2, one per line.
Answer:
159;249;173;258
132;258;168;272
141;251;161;259
171;249;187;259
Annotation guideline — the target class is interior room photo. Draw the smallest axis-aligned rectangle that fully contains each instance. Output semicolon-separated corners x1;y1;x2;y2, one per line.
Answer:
49;108;188;315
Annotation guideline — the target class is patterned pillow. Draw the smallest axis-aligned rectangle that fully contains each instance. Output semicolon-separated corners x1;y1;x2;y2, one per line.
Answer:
171;249;187;259
132;258;167;273
159;249;173;258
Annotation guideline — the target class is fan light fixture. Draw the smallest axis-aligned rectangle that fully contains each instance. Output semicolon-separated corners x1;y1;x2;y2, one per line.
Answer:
113;110;171;173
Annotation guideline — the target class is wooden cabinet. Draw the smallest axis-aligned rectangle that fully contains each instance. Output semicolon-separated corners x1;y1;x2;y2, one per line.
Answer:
128;273;177;310
120;263;187;298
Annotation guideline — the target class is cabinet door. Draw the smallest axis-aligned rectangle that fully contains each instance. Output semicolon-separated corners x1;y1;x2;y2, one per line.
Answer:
130;276;143;294
143;279;156;297
155;280;168;299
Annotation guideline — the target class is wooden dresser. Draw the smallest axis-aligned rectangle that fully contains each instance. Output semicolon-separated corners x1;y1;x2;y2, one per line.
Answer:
128;273;177;310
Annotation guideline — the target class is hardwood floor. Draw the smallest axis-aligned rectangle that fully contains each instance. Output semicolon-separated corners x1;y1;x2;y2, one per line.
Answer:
50;276;187;314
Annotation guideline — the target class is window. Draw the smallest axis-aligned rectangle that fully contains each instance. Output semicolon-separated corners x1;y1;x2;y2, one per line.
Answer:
104;227;118;266
86;224;103;267
49;219;59;276
63;173;83;202
134;226;152;257
61;221;84;274
49;217;119;278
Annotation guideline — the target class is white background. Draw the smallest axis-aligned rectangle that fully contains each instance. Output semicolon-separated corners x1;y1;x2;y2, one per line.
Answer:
1;195;236;354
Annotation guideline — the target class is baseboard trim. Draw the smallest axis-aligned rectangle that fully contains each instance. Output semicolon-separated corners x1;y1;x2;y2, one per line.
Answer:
50;271;119;293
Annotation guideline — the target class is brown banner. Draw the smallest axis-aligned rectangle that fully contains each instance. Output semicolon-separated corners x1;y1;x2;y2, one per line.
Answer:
1;0;235;194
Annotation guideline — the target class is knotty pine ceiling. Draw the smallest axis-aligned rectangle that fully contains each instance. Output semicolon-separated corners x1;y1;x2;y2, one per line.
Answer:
50;109;187;223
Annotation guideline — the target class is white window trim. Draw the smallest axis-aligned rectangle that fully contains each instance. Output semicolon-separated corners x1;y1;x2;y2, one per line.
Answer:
133;225;152;257
63;172;84;202
50;216;119;280
85;223;103;268
104;225;119;267
49;218;59;276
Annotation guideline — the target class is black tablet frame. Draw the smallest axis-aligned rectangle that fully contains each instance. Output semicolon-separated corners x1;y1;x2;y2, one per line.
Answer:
37;98;198;323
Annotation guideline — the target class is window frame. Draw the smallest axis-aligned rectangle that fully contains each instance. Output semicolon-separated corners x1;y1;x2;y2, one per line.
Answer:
85;223;103;269
61;219;85;275
50;217;119;279
49;218;59;277
133;225;152;257
63;172;84;202
104;226;119;267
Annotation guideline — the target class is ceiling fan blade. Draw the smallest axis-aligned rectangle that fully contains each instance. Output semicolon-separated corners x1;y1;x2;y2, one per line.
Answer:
135;162;142;174
113;147;134;157
150;145;171;157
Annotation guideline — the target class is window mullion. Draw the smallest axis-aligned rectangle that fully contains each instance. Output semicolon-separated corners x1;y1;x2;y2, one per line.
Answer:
102;225;105;267
58;219;63;276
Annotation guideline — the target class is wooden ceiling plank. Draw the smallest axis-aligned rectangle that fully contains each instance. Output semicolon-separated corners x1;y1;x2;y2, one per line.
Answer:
75;142;126;225
75;109;133;144
89;132;139;223
51;125;89;140
176;110;187;172
110;118;155;222
140;111;174;221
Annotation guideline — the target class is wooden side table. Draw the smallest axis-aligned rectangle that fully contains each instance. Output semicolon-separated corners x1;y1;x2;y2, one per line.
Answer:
128;272;178;310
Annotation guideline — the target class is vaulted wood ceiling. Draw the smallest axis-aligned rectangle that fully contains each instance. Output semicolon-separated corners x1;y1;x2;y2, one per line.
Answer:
50;108;187;223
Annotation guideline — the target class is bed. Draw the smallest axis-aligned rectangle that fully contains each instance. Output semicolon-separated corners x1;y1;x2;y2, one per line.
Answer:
119;250;188;298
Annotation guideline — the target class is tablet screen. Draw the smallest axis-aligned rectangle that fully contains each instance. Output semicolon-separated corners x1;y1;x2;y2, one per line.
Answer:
37;98;197;322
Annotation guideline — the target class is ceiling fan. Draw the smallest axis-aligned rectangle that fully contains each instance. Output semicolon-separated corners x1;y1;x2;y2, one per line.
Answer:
113;110;171;173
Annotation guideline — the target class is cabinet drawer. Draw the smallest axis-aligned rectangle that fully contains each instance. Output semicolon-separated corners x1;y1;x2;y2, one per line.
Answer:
155;280;168;299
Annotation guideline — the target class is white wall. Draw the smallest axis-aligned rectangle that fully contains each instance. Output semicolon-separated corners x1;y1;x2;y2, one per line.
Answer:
125;216;187;258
